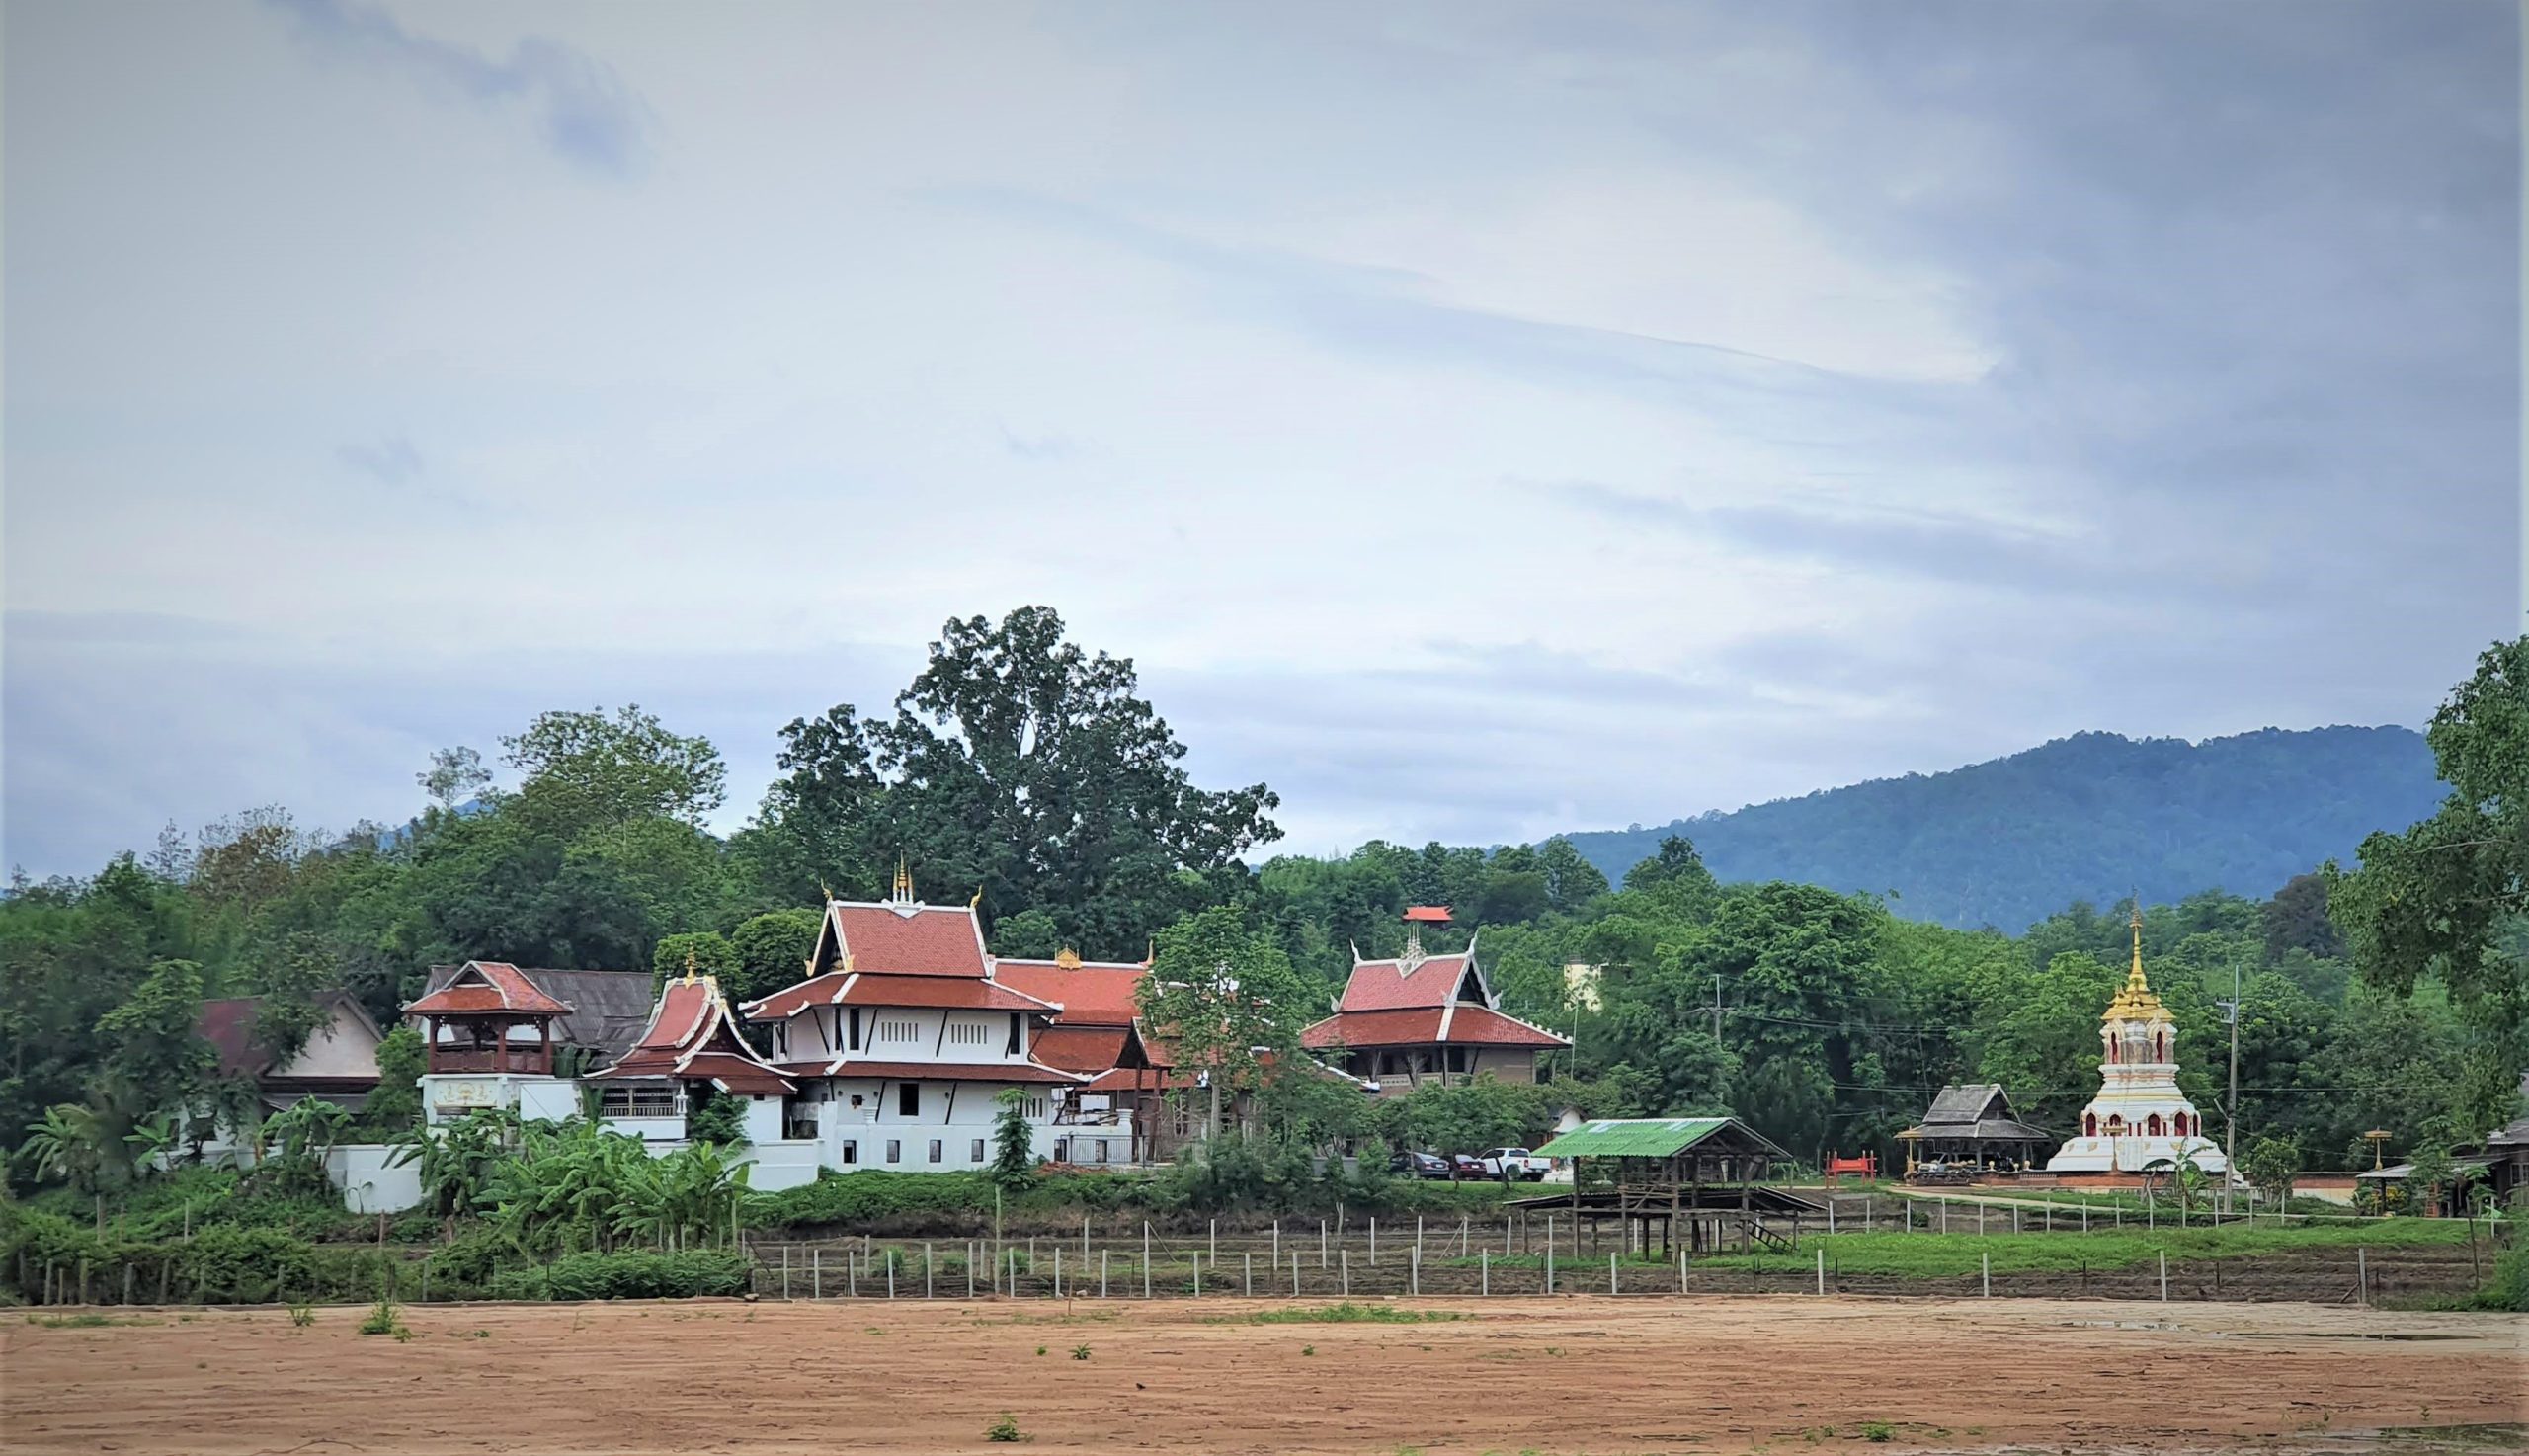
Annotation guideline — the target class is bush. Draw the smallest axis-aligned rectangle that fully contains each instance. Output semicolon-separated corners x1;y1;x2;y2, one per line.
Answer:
487;1249;752;1301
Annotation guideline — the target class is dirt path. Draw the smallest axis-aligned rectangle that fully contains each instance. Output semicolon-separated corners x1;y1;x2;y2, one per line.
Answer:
4;1296;2521;1455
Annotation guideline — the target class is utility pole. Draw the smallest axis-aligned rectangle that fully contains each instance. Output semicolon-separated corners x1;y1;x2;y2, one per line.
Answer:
2218;961;2242;1218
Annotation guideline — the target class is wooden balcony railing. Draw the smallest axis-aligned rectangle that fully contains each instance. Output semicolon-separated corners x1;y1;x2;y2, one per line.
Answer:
427;1046;551;1075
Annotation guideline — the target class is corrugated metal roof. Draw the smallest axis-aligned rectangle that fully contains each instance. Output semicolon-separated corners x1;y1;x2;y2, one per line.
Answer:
1534;1117;1735;1159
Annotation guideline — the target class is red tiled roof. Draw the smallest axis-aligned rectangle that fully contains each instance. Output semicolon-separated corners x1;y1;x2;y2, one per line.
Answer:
1300;1004;1568;1050
829;902;990;978
795;1059;1086;1085
669;1052;795;1096
405;961;572;1017
197;997;272;1079
993;961;1147;1024
1032;1025;1133;1076
1403;906;1453;923
744;972;1055;1019
587;976;795;1094
1337;954;1474;1012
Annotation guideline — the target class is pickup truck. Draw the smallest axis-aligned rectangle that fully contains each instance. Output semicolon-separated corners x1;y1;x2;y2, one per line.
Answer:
1477;1148;1552;1181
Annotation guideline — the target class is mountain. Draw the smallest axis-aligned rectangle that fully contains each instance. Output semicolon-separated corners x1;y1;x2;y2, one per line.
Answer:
1560;726;2443;931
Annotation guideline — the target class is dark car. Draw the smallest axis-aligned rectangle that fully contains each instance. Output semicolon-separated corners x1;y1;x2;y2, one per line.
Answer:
1449;1153;1488;1179
1388;1150;1451;1179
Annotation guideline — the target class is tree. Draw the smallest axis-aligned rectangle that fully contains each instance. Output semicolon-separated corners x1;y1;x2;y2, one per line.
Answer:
418;747;494;811
503;704;728;836
95;958;214;1106
757;607;1279;957
651;931;737;990
2261;873;2341;962
990;908;1064;960
728;909;822;1004
2239;1134;2301;1210
2331;637;2529;1139
1138;905;1312;1141
18;1103;113;1194
363;1026;427;1135
990;1088;1037;1189
1535;837;1609;914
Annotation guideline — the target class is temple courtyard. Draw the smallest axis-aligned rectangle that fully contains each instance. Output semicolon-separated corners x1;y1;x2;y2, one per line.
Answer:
5;1295;2521;1454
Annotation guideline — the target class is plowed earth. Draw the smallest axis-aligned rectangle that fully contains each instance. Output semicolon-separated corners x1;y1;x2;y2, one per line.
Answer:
4;1295;2521;1455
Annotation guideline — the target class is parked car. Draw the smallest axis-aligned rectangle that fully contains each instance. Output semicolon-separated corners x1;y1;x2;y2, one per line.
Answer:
1389;1149;1451;1179
1479;1148;1552;1181
1449;1153;1489;1179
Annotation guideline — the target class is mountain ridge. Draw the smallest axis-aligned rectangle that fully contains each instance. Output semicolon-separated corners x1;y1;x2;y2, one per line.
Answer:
1557;724;2441;931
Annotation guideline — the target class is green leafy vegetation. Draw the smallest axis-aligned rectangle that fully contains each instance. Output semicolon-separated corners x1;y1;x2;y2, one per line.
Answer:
1;613;2518;1307
485;1249;751;1301
985;1414;1026;1443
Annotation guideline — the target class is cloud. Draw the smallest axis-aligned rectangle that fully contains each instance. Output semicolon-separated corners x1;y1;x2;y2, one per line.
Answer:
263;0;655;177
337;435;423;487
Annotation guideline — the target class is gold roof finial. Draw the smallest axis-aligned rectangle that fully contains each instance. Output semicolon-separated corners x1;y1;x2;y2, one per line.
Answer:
892;854;915;904
683;949;700;985
2103;897;2166;1022
1053;946;1083;970
970;885;983;911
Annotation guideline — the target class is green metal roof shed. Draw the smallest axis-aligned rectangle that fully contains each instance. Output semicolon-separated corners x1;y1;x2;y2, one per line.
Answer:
1534;1116;1791;1162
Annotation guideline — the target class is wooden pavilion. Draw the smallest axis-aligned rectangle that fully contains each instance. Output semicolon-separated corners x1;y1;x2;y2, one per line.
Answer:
1896;1084;2055;1179
1525;1116;1820;1254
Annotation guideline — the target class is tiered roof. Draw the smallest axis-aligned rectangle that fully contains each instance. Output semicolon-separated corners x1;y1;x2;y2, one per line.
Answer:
1299;917;1569;1053
404;961;573;1018
587;973;795;1096
737;891;1087;1086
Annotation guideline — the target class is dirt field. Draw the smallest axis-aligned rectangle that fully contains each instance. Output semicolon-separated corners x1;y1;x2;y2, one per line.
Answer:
5;1296;2522;1455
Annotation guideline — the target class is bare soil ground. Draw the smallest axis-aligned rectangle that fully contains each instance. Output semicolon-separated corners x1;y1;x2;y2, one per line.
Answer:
4;1295;2521;1456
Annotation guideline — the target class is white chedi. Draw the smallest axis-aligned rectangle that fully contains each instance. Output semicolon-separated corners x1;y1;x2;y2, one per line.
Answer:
2045;910;2227;1174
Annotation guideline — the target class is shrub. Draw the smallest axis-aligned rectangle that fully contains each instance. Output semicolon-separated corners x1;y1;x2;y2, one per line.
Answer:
486;1249;751;1301
357;1298;401;1335
985;1414;1025;1443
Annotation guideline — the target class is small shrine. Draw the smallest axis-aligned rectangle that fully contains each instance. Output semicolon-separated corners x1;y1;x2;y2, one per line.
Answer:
2045;907;2227;1174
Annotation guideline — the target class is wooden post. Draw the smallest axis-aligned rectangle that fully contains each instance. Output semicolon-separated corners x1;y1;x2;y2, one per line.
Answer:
1816;1248;1825;1296
2356;1247;2368;1305
1369;1216;1377;1265
2161;1251;2169;1302
1245;1252;1253;1296
1143;1230;1152;1300
1481;1251;1489;1296
1545;1246;1554;1296
812;1248;822;1300
1608;1251;1617;1296
1054;1247;1062;1299
1981;1252;1991;1298
1101;1251;1108;1299
926;1244;934;1299
1320;1219;1328;1269
1291;1252;1300;1297
1341;1249;1349;1297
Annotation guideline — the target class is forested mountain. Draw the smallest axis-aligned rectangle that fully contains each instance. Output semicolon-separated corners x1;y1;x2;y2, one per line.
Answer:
1560;727;2442;933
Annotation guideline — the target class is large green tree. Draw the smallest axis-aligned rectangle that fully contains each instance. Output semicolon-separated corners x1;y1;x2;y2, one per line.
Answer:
2331;637;2528;1138
1138;904;1312;1141
753;607;1280;958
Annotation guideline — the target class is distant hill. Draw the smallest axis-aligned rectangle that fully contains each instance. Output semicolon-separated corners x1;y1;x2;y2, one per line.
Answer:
1561;726;2443;931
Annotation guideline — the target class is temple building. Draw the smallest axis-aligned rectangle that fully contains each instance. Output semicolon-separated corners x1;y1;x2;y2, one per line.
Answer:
2045;908;2228;1174
1300;907;1569;1092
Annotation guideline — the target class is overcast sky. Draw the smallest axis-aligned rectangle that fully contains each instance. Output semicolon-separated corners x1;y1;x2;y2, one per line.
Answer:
5;0;2519;877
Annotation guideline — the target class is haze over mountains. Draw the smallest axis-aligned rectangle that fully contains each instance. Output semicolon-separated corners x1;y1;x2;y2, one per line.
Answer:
1559;726;2441;932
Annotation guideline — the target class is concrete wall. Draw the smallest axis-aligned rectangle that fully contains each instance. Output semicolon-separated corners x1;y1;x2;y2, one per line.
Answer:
325;1143;422;1214
278;1001;383;1081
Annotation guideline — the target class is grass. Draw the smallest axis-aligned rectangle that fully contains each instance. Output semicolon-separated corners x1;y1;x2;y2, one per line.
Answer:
1228;1302;1469;1325
287;1302;315;1328
356;1298;406;1337
1690;1218;2473;1277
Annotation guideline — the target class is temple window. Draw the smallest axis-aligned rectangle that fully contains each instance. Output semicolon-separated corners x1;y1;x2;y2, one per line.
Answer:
2084;1112;2097;1137
2146;1114;2164;1136
2153;1031;2166;1061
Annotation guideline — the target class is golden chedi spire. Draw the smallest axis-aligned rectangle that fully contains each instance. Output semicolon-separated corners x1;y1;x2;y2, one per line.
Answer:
2103;903;2167;1021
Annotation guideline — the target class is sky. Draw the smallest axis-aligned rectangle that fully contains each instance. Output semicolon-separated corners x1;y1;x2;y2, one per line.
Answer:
4;0;2520;877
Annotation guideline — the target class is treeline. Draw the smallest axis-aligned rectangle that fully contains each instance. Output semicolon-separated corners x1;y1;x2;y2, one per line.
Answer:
3;610;2520;1195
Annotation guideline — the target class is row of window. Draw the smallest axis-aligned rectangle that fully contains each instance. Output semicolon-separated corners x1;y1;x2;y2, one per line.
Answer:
825;1135;1118;1166
765;1011;1028;1059
2083;1110;2191;1137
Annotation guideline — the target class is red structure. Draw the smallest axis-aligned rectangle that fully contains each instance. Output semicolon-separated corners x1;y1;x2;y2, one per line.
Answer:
1825;1151;1879;1182
404;961;572;1075
1299;908;1568;1092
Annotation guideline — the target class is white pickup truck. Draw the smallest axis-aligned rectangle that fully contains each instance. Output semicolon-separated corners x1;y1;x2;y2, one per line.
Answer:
1478;1147;1552;1181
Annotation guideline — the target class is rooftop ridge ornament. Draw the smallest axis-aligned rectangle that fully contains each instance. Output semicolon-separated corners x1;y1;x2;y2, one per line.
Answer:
1053;946;1083;970
2103;900;2166;1022
889;854;917;908
683;949;700;985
